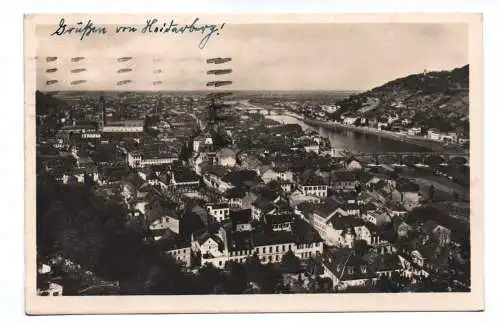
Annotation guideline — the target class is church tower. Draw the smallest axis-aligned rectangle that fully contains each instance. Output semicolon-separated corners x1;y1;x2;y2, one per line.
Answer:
98;93;106;130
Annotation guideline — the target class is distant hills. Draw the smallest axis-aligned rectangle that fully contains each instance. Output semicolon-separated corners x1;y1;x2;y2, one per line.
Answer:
370;65;468;94
335;65;469;133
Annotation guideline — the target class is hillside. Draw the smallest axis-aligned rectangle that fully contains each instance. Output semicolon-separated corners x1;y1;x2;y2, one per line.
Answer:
336;65;469;134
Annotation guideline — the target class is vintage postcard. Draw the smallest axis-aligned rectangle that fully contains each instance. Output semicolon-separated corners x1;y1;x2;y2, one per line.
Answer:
25;13;484;314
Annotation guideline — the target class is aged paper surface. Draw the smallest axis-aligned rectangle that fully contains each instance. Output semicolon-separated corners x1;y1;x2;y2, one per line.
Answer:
25;13;483;314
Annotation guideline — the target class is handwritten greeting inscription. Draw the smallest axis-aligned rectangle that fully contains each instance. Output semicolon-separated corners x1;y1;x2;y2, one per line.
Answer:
50;18;226;49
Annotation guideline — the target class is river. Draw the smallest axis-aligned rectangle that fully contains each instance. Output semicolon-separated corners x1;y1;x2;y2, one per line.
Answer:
266;114;431;153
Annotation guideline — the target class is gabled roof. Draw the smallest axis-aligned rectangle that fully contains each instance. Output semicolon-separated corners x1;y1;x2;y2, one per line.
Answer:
335;190;358;202
346;157;362;165
122;173;146;189
421;219;439;235
100;166;129;182
358;191;375;202
295;218;323;244
157;235;191;250
363;221;381;234
230;209;252;225
204;165;230;178
323;248;377;281
251;230;295;246
329;216;365;231
357;171;373;184
273;165;291;173
275;197;291;210
296;202;316;216
312;200;344;219
240;154;265;169
191;204;208;216
197;231;224;249
364;253;403;273
396;179;420;192
223;169;261;187
331;170;358;182
172;167;199;183
146;198;181;221
364;201;379;211
227;230;253;252
265;212;293;226
225;187;248;199
150;227;177;240
251;185;280;201
298;169;327;186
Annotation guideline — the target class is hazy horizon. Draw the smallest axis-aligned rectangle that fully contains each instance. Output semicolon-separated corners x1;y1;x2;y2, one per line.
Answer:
38;63;467;96
36;22;468;92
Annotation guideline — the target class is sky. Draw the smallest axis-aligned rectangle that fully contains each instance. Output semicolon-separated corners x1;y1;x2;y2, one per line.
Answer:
34;19;469;92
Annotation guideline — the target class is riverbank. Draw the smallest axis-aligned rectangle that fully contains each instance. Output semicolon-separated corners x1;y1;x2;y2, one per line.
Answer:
297;116;464;153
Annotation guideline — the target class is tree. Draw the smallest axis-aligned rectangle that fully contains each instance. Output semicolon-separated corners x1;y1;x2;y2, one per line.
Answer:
36;182;154;287
317;277;334;293
145;255;188;295
243;255;283;294
196;263;226;294
428;184;435;202
224;261;248;294
280;251;302;274
212;130;231;149
260;264;283;294
375;275;400;292
244;254;264;284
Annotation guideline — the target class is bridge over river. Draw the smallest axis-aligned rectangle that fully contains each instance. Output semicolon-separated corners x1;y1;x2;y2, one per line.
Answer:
348;151;469;164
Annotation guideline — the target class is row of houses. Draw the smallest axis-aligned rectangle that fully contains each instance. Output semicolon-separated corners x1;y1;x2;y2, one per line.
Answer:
169;223;325;269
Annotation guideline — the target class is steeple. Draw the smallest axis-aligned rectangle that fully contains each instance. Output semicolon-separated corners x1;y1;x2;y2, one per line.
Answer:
99;93;106;129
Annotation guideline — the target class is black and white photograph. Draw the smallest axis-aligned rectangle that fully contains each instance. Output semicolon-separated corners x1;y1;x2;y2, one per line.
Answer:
24;13;483;314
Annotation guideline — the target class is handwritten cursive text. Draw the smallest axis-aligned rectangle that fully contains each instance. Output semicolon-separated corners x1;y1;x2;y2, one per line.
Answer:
51;18;107;41
49;17;226;49
141;18;225;49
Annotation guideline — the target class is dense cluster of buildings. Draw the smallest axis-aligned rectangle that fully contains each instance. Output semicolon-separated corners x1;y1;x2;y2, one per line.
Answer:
36;92;470;295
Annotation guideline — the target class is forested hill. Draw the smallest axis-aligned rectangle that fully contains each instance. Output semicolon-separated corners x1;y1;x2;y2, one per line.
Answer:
370;65;468;94
336;65;469;133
